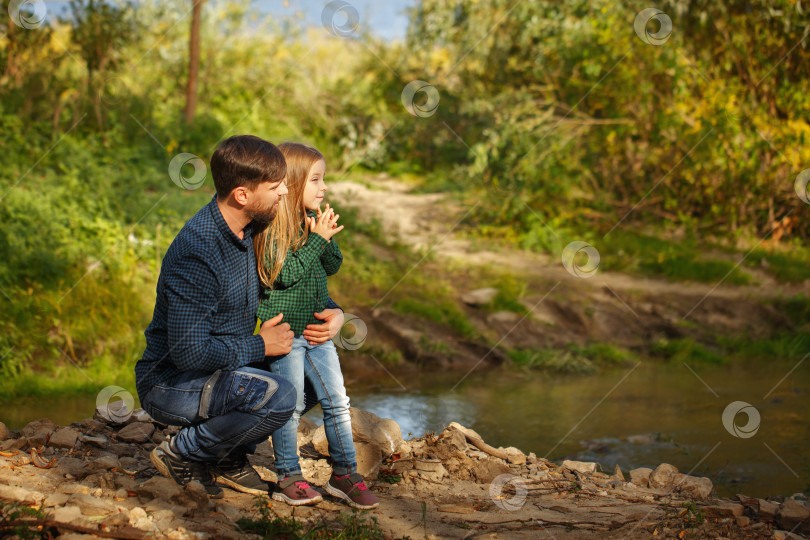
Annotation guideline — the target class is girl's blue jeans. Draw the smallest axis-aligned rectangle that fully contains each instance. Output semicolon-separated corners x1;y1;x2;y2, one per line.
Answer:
269;336;357;477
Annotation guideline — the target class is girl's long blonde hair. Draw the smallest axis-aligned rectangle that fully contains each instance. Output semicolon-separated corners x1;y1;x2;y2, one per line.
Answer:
254;142;325;288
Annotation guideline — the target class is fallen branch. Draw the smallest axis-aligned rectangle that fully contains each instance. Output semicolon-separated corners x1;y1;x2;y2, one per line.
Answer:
447;422;508;460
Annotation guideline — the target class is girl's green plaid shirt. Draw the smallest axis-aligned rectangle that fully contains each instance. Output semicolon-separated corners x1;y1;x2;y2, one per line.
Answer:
256;211;343;336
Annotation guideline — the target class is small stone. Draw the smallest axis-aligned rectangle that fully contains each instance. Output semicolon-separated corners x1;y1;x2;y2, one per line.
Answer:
562;460;597;475
629;467;653;487
0;485;45;504
461;287;498;306
22;418;56;440
59;456;90;479
735;515;750;527
79;434;109;447
91;455;121;470
612;464;625;482
48;427;79;449
137;476;182;502
778;499;810;532
100;511;130;529
758;499;780;519
49;505;87;525
0;422;9;441
705;502;744;518
43;493;70;507
471;457;510;483
0;438;28;451
117;422;155;443
129;507;147;524
677;475;713;499
67;493;116;516
649;463;680;488
503;447;526;465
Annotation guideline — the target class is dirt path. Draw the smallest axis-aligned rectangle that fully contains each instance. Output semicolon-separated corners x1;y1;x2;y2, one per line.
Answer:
330;175;808;301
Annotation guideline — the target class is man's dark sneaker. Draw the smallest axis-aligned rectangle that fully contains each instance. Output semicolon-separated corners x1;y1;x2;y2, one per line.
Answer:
149;439;223;498
324;473;379;509
271;475;323;506
209;458;270;496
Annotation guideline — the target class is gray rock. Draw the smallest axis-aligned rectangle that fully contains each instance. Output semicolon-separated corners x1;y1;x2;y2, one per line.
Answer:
100;512;130;529
353;441;384;479
43;493;70;508
22;418;56;447
312;408;402;459
49;505;88;526
705;502;744;518
629;467;653;487
461;287;498;306
0;438;28;451
67;493;116;516
676;475;713;499
48;427;79;449
612;464;625;482
59;456;90;479
91;455;121;471
758;499;780;519
79;434;109;447
471;457;511;483
562;460;597;475
117;422;155;443
0;485;45;504
0;421;9;441
649;463;680;488
778;499;810;533
137;476;183;502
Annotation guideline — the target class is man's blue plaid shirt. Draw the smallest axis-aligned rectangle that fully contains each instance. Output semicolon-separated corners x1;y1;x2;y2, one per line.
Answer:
135;196;339;401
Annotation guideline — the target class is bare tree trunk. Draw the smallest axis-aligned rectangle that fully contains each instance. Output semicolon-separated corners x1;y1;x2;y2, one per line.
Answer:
184;0;204;124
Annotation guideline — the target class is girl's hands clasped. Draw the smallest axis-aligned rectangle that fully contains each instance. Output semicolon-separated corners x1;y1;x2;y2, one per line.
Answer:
309;203;343;241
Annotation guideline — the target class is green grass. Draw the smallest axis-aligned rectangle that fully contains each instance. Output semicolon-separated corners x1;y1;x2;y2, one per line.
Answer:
392;297;476;338
508;343;637;373
745;246;810;283
596;230;752;285
649;337;726;364
237;497;391;539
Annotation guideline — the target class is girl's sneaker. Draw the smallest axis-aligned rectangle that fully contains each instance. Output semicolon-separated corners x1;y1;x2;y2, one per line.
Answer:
324;473;379;509
272;475;323;506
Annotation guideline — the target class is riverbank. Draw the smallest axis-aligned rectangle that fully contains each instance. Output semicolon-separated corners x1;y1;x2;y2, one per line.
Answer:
1;407;807;539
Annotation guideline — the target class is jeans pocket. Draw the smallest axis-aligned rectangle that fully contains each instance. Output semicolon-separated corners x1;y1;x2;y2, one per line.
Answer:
208;371;281;416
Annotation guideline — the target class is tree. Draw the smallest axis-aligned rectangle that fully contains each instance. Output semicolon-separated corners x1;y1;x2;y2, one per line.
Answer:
184;0;205;124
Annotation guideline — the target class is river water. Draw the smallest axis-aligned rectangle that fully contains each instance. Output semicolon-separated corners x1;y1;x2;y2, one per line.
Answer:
3;358;806;499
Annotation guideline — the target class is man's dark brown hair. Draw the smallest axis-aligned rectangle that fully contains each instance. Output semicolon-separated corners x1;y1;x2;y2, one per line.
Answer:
210;135;286;198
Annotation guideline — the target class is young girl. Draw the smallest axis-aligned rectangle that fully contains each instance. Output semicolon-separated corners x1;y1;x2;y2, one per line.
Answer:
254;142;378;510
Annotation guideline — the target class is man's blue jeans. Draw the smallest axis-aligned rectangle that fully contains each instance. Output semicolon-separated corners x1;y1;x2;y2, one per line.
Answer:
142;366;296;463
269;337;357;477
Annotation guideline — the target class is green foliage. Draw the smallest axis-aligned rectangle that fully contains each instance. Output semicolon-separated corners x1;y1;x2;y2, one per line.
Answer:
0;500;46;539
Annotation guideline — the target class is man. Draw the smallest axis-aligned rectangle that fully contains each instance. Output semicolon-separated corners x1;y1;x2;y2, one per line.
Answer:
135;135;344;497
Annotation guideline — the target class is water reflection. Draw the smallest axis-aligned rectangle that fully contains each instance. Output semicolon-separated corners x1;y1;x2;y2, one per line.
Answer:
2;358;806;499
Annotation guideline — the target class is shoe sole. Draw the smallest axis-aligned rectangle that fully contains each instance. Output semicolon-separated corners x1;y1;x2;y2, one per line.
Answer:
150;447;224;498
271;491;323;506
150;447;172;479
213;474;269;496
324;483;379;510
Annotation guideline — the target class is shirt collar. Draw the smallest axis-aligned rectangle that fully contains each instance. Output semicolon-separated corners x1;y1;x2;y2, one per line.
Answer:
209;196;253;250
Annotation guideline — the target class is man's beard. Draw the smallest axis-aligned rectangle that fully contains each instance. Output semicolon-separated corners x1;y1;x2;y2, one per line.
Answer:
248;203;278;232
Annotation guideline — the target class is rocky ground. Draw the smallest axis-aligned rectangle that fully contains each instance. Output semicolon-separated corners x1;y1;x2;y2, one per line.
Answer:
1;406;807;539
